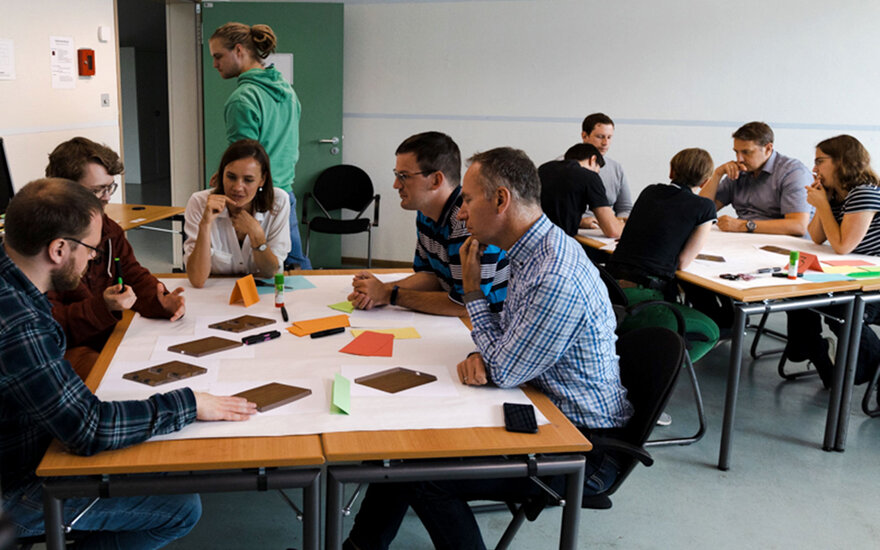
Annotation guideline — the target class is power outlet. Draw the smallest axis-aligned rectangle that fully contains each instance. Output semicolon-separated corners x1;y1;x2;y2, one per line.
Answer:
100;93;110;107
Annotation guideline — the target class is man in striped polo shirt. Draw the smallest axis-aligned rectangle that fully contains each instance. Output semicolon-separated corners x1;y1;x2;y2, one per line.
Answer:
348;132;508;316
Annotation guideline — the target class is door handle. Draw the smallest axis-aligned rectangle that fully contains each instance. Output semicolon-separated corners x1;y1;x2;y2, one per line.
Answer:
318;137;340;145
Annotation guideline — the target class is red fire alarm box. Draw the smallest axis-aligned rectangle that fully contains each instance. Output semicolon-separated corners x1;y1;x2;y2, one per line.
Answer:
78;49;95;76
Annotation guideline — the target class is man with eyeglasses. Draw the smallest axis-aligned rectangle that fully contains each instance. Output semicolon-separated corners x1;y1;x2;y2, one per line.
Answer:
699;121;811;236
347;132;508;316
686;121;812;330
44;137;186;379
1;179;256;547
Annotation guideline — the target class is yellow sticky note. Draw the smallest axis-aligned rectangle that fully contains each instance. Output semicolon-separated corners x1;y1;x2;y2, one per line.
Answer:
329;301;355;313
821;265;860;274
350;327;421;340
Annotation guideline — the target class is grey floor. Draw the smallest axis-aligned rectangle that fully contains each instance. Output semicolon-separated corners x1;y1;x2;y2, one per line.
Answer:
157;330;880;550
124;183;880;548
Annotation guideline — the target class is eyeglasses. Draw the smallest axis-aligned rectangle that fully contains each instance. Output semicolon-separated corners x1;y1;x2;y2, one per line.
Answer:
88;182;118;198
814;156;832;165
62;237;104;260
392;169;435;183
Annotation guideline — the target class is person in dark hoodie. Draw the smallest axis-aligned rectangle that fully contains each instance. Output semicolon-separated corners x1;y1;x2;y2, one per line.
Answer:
209;22;311;269
45;137;186;380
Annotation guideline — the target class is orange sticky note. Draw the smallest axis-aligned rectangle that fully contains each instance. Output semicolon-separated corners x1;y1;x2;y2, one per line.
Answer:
229;274;260;307
339;331;394;357
286;314;350;337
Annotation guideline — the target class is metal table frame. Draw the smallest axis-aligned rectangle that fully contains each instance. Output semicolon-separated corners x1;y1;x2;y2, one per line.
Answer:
719;293;855;470
42;467;321;550
836;291;880;449
325;454;586;550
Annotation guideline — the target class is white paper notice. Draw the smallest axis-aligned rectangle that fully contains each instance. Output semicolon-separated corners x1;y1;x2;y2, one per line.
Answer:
49;36;75;89
0;39;15;80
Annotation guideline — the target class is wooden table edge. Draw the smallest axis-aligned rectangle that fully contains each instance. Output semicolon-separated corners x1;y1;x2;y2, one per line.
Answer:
37;435;325;477
321;387;591;462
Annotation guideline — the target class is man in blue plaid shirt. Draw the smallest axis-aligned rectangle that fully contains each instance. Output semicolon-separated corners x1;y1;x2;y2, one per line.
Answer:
344;148;633;550
0;179;256;549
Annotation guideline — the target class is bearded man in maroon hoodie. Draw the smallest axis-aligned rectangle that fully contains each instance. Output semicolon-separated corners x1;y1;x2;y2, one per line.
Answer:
45;137;185;379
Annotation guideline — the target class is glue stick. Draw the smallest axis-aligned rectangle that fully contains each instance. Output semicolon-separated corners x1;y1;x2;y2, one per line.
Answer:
788;250;799;280
274;272;284;308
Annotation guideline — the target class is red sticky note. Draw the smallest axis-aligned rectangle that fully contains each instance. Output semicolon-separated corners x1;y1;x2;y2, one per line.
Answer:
339;331;394;357
796;252;822;274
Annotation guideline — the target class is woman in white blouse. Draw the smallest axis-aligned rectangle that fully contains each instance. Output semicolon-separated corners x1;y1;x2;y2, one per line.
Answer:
184;139;291;287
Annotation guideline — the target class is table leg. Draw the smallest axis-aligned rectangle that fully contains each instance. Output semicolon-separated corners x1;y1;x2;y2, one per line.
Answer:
302;470;321;550
835;295;865;451
718;305;748;471
41;487;65;550
559;458;585;550
325;469;344;550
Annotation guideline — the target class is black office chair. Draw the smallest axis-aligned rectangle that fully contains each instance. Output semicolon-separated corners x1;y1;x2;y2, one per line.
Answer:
493;326;686;550
595;264;708;446
302;164;380;267
862;364;880;417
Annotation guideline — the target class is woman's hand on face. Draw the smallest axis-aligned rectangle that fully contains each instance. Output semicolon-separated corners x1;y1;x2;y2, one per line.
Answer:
805;178;830;209
229;208;264;244
202;194;236;226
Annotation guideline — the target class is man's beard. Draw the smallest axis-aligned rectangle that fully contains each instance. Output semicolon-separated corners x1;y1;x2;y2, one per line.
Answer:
50;257;83;292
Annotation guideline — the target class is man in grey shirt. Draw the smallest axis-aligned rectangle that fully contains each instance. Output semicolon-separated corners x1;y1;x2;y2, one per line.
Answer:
699;121;811;236
579;112;633;227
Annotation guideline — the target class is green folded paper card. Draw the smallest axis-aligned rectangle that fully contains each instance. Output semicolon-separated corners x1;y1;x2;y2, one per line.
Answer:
329;300;355;313
331;373;351;415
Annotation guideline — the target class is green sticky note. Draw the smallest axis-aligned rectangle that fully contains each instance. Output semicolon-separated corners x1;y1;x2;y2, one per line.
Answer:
847;270;880;279
331;373;351;415
329;300;355;313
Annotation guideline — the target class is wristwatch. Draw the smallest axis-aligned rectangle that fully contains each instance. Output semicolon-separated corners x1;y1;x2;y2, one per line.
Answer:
745;220;757;233
389;285;400;306
253;242;268;252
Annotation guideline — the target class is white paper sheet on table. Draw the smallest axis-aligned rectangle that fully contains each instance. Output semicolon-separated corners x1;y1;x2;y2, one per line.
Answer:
680;227;879;290
92;275;550;441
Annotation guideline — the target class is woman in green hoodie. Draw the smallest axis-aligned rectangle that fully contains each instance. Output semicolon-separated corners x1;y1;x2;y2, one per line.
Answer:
209;22;312;269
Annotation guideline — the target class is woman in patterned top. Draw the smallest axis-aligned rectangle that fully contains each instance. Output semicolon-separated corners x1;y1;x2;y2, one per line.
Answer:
786;135;880;391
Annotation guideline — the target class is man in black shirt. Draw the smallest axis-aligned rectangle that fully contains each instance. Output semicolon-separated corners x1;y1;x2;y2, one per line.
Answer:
539;143;623;237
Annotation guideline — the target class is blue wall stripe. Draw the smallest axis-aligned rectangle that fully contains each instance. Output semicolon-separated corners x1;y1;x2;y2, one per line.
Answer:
343;112;880;132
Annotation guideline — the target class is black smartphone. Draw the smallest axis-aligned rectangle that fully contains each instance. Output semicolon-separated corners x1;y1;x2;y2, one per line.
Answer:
503;402;538;433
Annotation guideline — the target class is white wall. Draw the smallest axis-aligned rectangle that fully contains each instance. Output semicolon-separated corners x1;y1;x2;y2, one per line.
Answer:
341;0;880;262
0;0;122;200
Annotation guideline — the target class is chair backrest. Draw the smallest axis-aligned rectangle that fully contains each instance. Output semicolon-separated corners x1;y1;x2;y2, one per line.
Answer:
0;137;14;216
594;263;628;307
312;164;374;213
616;326;685;445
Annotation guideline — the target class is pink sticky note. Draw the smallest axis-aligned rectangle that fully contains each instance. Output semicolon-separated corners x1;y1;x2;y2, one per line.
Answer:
339;331;394;357
823;259;875;267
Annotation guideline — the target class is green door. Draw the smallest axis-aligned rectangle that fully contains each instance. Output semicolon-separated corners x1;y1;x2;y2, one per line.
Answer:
202;2;343;268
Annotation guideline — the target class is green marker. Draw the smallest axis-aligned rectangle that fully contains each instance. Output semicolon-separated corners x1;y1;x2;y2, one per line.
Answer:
114;257;124;288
